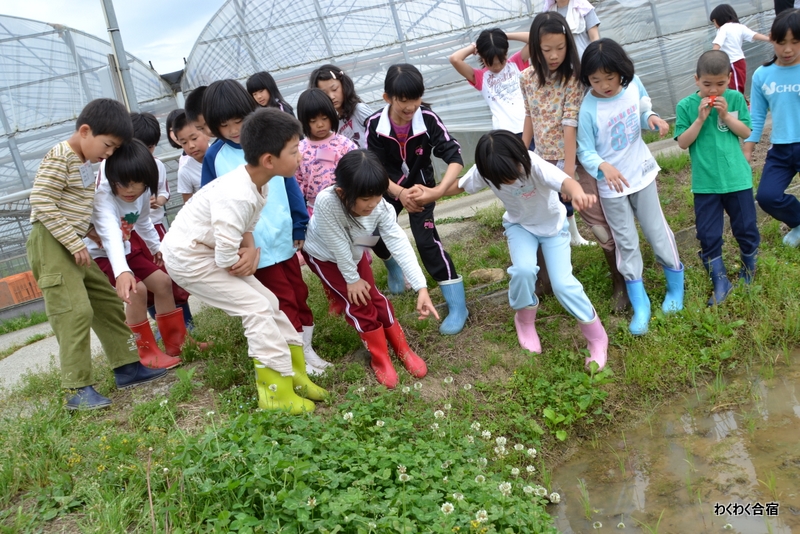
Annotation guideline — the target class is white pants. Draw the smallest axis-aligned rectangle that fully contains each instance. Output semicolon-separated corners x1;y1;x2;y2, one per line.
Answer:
162;247;301;375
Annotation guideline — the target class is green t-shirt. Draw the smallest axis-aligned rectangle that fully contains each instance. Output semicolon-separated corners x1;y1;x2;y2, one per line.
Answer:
674;89;752;194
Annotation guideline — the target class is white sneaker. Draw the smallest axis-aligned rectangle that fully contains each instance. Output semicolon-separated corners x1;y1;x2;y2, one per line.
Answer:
302;325;332;376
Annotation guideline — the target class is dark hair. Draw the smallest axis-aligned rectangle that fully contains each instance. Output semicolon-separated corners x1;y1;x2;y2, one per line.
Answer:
246;71;294;115
474;130;531;189
475;28;509;67
170;110;190;138
240;108;302;166
297;88;339;137
334;150;390;225
184;86;207;123
384;64;425;100
528;12;581;86
765;9;800;66
104;139;159;195
709;4;739;26
696;50;732;77
165;109;184;149
308;64;363;121
75;98;133;143
202;79;257;140
130;112;161;148
580;38;635;88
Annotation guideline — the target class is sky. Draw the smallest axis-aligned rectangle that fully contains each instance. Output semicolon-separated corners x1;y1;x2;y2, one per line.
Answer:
2;0;224;74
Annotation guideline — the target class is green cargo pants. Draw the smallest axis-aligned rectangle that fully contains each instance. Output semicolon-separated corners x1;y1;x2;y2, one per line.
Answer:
26;222;138;388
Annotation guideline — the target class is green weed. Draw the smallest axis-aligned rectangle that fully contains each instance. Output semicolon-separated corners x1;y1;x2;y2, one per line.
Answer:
576;478;592;520
0;311;48;335
0;332;51;361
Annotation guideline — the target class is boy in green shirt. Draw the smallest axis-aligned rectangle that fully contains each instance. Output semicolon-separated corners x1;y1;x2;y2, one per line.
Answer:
27;98;166;410
675;50;760;307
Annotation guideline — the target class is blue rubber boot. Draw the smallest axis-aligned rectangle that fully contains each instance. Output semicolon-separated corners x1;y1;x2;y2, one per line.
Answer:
383;256;406;295
703;256;733;306
783;226;800;247
439;276;469;335
625;279;651;335
739;250;757;284
661;263;684;314
114;361;167;390
65;385;112;410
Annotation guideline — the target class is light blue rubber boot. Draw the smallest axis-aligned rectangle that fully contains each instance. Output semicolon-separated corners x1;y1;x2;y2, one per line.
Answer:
661;263;684;314
383;256;406;295
783;226;800;247
439;276;469;335
625;279;651;335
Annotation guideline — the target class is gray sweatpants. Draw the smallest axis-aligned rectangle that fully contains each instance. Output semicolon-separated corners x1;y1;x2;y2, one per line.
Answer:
599;180;681;281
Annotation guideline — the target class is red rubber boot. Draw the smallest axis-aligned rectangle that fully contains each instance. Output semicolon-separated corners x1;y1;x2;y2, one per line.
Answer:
359;327;398;388
128;320;181;369
156;308;208;356
384;321;427;378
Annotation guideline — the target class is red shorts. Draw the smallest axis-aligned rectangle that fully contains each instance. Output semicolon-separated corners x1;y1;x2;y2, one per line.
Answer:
729;59;747;95
95;248;163;286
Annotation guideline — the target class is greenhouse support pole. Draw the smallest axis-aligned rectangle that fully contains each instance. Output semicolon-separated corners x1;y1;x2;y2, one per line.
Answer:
100;0;139;112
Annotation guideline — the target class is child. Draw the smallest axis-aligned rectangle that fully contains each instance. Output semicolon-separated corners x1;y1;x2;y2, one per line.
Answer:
162;108;327;413
710;4;770;96
303;150;439;387
200;79;331;374
184;85;213;138
577;39;682;336
86;140;185;369
173;110;209;202
676;50;760;305
309;65;373;148
744;9;800;247
26;98;165;410
130;112;169;236
544;0;601;57
365;64;468;335
295;88;357;215
165;108;184;150
246;71;295;116
520;12;629;312
436;131;608;369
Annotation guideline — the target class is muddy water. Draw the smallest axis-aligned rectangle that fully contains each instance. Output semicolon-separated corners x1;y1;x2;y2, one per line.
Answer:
550;356;800;533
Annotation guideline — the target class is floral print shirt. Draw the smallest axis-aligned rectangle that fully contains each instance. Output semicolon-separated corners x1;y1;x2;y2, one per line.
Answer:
296;133;357;210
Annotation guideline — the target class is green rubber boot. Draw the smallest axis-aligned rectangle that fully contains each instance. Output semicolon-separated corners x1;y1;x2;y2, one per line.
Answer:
289;345;329;401
254;362;315;414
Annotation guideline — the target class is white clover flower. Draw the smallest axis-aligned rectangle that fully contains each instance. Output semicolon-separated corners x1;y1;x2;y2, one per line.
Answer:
494;446;506;456
442;460;452;469
466;435;475;444
268;384;278;392
549;492;561;504
463;383;473;391
495;436;507;447
271;440;278;446
593;522;602;529
206;411;215;416
357;387;366;394
431;423;439;431
398;473;410;482
397;464;407;474
475;475;485;483
452;492;464;501
523;485;534;494
471;421;481;431
368;522;377;529
527;465;536;473
443;376;454;384
444;403;452;410
343;412;354;421
511;467;520;477
514;443;524;451
498;481;512;496
477;457;488;467
163;468;169;474
475;509;488;523
438;431;446;437
441;502;454;515
723;524;733;530
481;430;491;440
307;496;317;508
443;475;448;482
402;386;411;394
617;522;626;529
527;447;537;458
159;399;168;407
376;420;385;427
413;382;423;390
535;486;548;497
284;466;295;473
434;410;445;419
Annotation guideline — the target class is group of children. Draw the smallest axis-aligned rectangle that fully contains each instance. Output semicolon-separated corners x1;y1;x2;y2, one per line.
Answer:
28;4;800;412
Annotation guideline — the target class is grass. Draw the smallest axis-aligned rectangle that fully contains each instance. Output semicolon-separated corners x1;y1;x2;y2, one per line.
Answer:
0;311;48;335
0;332;51;362
642;123;675;144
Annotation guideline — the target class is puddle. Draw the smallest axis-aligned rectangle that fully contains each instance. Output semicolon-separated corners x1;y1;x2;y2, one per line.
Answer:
550;354;800;533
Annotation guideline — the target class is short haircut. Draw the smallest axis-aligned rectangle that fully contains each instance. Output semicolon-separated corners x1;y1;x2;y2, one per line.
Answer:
474;130;531;189
184;86;207;123
130;112;161;147
104;139;159;194
766;9;800;66
202;79;257;139
475;28;509;67
297;88;339;137
75;98;133;143
709;4;739;26
171;110;192;137
528;12;581;87
240;108;302;166
384;64;425;100
245;71;294;115
165;108;184;149
308;64;363;121
697;50;732;77
334;149;390;226
580;38;635;88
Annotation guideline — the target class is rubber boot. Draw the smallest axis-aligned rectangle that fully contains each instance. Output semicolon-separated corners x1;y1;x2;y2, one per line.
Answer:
156;308;209;356
439;276;469;335
602;248;630;313
739;249;757;284
302;325;332;376
514;303;541;353
578;311;608;371
384;321;427;378
65;385;112;410
625;279;651;335
128;319;182;369
661;263;684;314
289;345;329;401
254;362;315;414
568;215;595;246
383;256;406;295
703;256;733;306
359;327;398;388
783;225;800;247
534;248;553;299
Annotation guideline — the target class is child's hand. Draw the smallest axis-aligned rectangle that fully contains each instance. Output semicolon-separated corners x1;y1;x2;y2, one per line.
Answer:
712;95;729;119
407;184;436;207
571;191;597;212
415;288;440;321
598;162;629;193
153;252;164;268
74;248;91;267
150;195;159;210
347;279;372;306
294;239;305;251
229;246;260;277
648;115;670;137
398;188;424;213
115;272;137;304
85;227;103;248
697;98;713;122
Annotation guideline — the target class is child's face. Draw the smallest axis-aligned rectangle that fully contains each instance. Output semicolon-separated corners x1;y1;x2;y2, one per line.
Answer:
773;29;800;66
695;72;730;98
316;79;344;115
588;70;623;98
114;181;147;203
269;136;302;177
308;114;332;141
252;89;270;107
351;195;383;217
539;32;568;73
175;125;210;163
217;117;244;143
78;126;123;163
384;95;422;125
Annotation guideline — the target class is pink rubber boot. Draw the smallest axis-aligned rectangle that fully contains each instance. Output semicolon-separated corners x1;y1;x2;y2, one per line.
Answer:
578;311;608;371
514;305;541;353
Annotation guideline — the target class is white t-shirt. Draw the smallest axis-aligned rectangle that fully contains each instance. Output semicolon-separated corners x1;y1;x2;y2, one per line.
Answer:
713;23;757;63
338;102;373;148
459;151;567;237
149;157;169;225
470;51;529;133
177;154;202;195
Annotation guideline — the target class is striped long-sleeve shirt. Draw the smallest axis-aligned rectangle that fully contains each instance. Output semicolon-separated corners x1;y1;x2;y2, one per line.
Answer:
29;141;95;254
